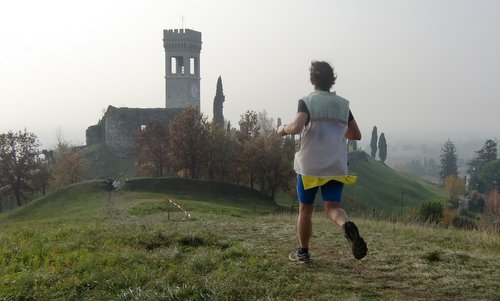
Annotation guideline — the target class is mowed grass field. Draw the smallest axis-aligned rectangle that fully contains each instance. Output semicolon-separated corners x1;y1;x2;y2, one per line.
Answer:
1;179;499;300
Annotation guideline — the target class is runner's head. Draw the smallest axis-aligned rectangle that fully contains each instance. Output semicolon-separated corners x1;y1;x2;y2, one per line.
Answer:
310;61;336;91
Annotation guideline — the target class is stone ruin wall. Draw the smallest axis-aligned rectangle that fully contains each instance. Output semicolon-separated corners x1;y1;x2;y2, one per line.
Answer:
86;105;183;157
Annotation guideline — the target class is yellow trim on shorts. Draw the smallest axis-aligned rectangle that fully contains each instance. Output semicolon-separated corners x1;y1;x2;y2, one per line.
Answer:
301;175;358;190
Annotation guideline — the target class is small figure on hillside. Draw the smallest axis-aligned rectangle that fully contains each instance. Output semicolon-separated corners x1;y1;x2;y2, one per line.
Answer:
113;179;121;190
278;61;367;263
104;179;114;190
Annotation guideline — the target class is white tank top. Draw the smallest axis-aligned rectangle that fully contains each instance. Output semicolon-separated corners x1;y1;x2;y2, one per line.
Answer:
294;91;350;177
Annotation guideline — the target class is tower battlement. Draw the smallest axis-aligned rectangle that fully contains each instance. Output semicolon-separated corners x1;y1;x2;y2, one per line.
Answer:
163;29;202;52
163;29;201;42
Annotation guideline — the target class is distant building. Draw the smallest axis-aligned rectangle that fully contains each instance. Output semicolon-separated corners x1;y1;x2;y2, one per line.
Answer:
86;29;202;156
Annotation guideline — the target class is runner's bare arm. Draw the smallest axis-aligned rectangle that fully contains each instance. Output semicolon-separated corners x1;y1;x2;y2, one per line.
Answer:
278;112;308;136
345;118;361;140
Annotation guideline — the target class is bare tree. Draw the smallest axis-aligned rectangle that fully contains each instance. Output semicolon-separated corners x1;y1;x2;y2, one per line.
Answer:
257;109;275;135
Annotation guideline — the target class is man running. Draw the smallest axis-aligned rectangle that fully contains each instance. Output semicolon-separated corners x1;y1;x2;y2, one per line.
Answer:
278;61;367;263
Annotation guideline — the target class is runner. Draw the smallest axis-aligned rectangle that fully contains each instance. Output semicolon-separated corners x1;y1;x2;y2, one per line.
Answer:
278;61;367;263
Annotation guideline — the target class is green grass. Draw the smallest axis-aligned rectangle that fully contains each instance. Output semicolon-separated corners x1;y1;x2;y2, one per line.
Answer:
274;151;448;217
342;151;448;215
80;145;447;218
1;179;498;300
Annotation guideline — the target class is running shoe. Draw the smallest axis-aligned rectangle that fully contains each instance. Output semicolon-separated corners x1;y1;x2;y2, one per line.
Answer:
344;221;368;260
289;248;311;263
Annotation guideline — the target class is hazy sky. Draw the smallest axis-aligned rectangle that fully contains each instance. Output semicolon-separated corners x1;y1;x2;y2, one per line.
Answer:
1;0;499;148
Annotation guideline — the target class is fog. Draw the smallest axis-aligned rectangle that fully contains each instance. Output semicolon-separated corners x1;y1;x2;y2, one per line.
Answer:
1;0;499;149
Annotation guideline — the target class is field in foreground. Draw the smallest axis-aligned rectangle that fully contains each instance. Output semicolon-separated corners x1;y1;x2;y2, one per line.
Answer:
0;180;499;301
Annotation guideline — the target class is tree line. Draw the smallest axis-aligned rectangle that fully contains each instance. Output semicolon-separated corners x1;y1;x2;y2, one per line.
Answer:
0;108;295;211
439;138;499;217
133;107;295;200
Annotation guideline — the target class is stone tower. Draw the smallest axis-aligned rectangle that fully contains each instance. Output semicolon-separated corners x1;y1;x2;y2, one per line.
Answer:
163;29;202;109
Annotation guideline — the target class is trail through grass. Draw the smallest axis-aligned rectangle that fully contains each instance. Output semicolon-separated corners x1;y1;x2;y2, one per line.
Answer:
0;180;499;300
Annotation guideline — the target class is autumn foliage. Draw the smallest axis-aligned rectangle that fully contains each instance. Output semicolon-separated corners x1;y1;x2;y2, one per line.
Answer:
444;175;465;204
0;130;43;206
133;120;170;177
51;143;86;188
132;108;295;200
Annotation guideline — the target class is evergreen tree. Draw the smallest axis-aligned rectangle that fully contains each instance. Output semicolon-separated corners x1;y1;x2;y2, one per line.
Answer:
213;76;225;127
378;133;387;163
468;139;498;192
370;126;378;158
478;159;500;192
439;138;458;182
480;139;498;162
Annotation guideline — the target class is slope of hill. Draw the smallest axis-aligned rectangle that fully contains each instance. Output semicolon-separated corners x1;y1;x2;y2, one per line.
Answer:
79;144;446;216
0;179;498;300
342;151;447;215
1;178;278;222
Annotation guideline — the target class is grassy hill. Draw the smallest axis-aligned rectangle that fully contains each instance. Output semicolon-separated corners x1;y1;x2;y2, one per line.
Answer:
276;151;447;217
80;145;447;217
1;179;499;300
343;151;448;215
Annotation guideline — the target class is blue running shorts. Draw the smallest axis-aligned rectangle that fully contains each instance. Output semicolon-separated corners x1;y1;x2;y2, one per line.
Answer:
296;174;344;205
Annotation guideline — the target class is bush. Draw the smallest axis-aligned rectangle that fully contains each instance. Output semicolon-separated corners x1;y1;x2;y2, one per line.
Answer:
452;215;478;230
469;195;485;213
419;200;444;224
442;209;458;228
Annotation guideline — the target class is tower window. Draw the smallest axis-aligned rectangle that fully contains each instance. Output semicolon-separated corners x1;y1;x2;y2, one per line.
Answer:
170;56;185;75
190;58;195;75
170;57;176;74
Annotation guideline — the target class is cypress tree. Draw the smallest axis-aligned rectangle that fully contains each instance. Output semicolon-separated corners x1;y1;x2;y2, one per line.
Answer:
370;126;378;158
378;133;387;163
213;76;225;127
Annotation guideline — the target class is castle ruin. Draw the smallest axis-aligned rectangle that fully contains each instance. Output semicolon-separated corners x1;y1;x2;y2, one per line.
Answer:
85;29;202;157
